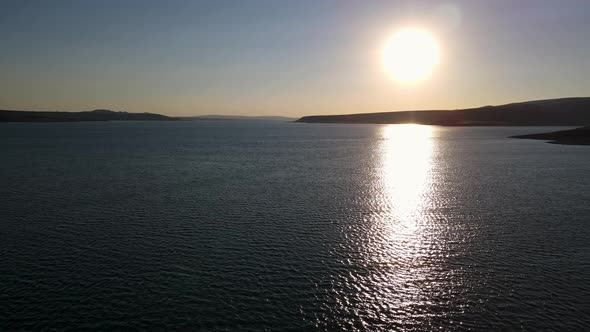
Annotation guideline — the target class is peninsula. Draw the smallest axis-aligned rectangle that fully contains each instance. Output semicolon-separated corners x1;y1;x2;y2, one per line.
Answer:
510;126;590;145
296;97;590;126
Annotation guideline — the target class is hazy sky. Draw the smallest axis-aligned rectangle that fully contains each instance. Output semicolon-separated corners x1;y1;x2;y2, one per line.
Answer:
2;0;590;116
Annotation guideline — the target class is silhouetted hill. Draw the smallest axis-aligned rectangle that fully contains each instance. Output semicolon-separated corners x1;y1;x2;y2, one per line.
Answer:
510;126;590;145
0;109;176;122
296;97;590;126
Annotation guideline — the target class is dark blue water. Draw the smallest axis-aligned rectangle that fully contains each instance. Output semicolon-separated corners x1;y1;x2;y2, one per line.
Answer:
1;121;589;330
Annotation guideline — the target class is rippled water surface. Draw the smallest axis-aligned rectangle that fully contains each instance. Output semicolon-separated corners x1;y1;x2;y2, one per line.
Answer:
1;122;590;330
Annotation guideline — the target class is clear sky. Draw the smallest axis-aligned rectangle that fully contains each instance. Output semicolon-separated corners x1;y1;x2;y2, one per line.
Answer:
1;0;590;116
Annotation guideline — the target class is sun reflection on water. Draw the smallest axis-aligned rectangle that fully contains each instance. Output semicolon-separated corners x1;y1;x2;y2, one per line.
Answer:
321;124;464;329
380;124;434;224
359;124;440;327
368;124;436;274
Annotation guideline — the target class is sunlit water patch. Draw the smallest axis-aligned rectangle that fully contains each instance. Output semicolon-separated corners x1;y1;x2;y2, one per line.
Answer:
324;125;460;330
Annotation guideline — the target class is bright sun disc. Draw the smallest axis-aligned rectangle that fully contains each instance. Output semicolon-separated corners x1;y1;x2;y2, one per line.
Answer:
383;28;439;83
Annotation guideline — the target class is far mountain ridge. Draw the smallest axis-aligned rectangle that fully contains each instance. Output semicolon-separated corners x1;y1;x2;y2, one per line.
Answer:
0;109;175;122
181;115;296;122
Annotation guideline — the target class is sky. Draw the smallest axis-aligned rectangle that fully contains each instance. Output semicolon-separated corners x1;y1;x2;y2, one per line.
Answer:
1;0;590;117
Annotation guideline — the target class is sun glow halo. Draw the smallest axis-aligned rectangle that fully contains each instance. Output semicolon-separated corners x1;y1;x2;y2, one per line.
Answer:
383;28;439;83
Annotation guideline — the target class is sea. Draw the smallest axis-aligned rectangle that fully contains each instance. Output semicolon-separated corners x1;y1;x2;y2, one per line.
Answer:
1;121;589;331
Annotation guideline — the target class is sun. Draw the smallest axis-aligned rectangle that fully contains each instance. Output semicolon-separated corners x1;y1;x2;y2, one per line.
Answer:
382;28;439;83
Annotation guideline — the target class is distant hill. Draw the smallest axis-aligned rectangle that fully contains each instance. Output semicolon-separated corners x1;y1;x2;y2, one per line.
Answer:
181;115;296;122
510;126;590;145
0;109;176;122
296;97;590;126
